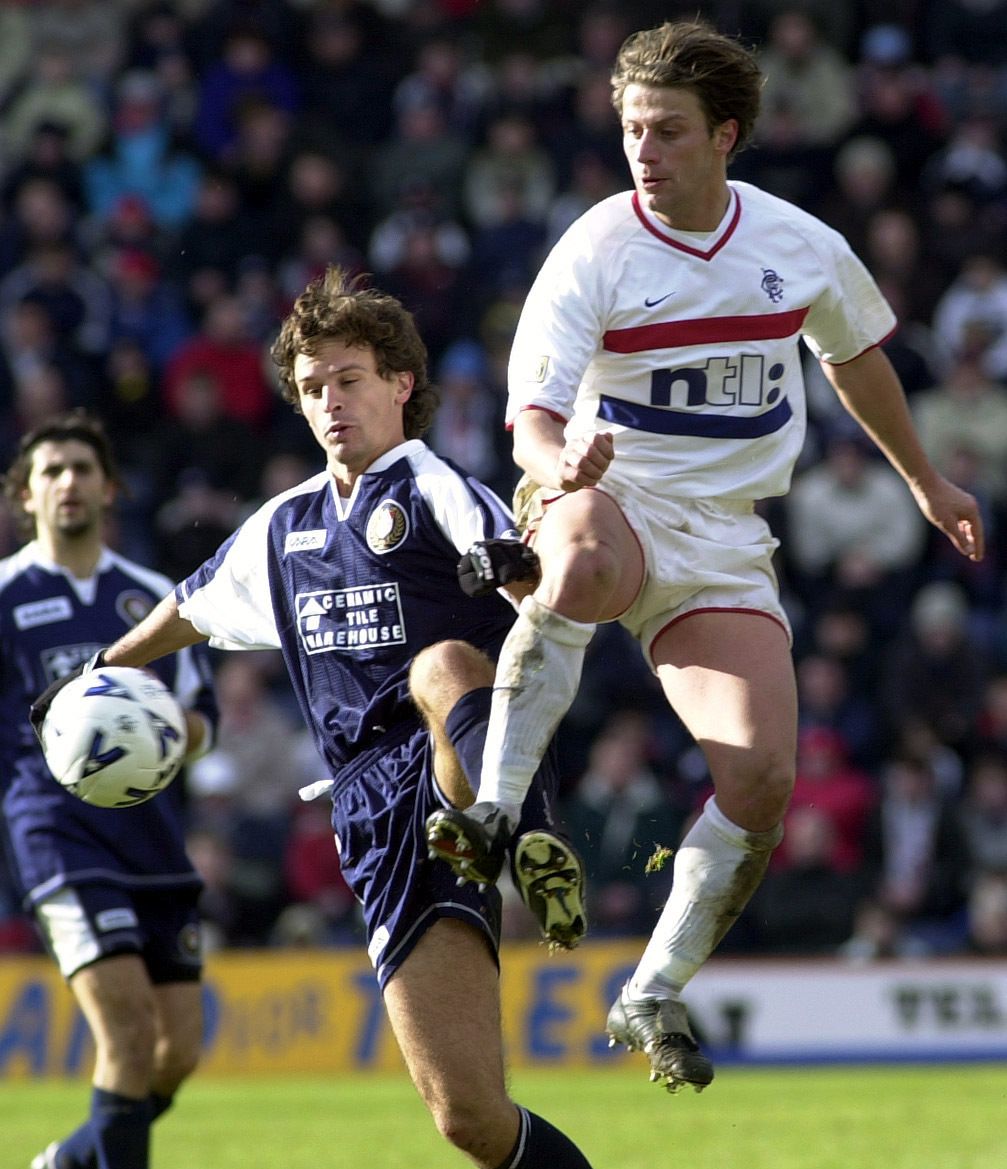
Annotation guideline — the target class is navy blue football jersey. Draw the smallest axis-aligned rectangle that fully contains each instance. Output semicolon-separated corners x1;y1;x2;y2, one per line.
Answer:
178;440;520;780
0;544;217;906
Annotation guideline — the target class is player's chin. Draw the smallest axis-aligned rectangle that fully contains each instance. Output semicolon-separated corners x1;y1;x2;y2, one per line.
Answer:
57;518;93;538
638;186;669;214
322;433;349;459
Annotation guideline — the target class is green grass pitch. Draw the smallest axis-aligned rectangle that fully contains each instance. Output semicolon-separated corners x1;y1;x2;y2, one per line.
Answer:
3;1064;1006;1168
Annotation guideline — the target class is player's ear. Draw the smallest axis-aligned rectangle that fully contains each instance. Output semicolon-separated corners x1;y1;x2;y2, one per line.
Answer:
98;468;117;509
713;118;738;156
394;371;414;403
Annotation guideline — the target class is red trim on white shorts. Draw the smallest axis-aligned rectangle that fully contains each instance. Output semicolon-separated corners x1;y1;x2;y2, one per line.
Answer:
648;606;790;663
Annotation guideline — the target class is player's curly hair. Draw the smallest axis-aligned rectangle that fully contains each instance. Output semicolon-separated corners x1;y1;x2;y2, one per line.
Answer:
270;266;439;438
2;409;122;540
610;20;763;159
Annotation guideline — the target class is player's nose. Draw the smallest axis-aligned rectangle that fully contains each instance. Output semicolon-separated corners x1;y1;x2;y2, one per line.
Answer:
635;129;661;163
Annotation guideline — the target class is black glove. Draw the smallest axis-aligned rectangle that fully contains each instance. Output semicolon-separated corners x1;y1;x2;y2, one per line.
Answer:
457;539;540;598
29;649;107;742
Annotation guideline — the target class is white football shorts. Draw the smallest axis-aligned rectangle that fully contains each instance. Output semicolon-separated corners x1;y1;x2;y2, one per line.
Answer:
516;470;791;668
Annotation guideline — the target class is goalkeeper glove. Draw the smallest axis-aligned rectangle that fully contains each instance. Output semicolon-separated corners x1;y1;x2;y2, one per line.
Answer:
457;538;540;598
29;649;107;742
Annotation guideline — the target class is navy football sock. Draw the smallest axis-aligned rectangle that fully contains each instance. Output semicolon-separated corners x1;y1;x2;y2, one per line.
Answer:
444;686;492;797
50;1119;95;1169
148;1093;173;1122
89;1088;151;1169
53;1092;172;1169
495;1107;594;1169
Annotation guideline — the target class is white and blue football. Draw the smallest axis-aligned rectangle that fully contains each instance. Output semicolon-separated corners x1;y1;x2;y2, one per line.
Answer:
41;667;188;808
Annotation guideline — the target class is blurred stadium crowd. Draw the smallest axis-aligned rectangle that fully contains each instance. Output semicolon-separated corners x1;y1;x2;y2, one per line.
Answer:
2;0;1007;964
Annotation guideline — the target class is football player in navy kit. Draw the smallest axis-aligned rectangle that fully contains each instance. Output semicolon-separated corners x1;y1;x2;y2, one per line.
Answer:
33;270;592;1169
0;411;217;1169
427;18;985;1094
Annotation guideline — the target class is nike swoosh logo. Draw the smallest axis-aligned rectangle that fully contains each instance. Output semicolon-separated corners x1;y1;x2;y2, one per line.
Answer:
644;292;676;307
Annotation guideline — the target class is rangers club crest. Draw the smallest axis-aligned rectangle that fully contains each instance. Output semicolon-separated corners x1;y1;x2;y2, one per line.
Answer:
761;268;784;303
365;499;409;553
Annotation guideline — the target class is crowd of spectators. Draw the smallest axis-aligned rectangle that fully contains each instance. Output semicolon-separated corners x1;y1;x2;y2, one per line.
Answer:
2;0;1007;963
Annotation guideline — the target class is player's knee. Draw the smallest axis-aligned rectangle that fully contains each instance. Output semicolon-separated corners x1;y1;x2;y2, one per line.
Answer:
153;1040;200;1093
154;1014;202;1089
539;538;625;618
100;1024;157;1084
409;640;493;706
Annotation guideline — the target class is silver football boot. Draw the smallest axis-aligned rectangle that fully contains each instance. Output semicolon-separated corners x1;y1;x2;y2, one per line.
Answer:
606;986;715;1093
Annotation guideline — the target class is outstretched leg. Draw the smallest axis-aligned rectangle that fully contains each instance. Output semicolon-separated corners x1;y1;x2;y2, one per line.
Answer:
411;642;587;949
427;489;643;886
383;918;593;1168
609;611;795;1092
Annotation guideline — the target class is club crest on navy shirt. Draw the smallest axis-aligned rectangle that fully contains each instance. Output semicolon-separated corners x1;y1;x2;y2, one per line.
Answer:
365;499;409;554
116;590;156;627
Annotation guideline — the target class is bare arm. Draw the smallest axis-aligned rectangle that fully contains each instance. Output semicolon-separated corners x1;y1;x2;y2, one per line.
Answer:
822;346;984;562
106;592;211;757
512;408;615;491
30;591;211;738
103;591;208;667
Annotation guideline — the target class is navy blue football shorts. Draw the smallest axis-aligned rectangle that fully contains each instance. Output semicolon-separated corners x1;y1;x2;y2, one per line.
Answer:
329;722;506;990
34;882;203;983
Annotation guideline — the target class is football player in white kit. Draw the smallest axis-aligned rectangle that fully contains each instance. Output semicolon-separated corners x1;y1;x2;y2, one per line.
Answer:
427;19;985;1093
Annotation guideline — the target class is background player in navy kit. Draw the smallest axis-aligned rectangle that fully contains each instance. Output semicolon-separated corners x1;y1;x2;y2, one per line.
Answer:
427;19;986;1094
33;269;592;1169
0;412;217;1169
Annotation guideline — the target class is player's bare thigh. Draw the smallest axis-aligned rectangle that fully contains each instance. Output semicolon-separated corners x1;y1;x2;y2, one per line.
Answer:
383;917;517;1167
653;610;797;833
532;487;645;622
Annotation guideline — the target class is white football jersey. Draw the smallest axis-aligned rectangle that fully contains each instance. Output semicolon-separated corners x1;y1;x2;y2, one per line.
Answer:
507;181;896;500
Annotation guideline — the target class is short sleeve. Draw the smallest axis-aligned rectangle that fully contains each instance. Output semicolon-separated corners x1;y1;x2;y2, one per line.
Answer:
801;235;897;365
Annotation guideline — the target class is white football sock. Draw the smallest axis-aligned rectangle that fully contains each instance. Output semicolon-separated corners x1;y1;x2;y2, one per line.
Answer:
628;796;783;1001
477;594;595;819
